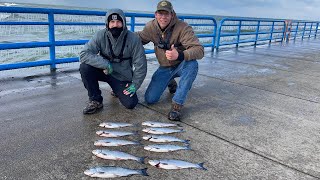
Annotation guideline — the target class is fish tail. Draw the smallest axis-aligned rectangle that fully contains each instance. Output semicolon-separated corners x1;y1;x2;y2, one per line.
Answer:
186;144;192;150
139;168;149;176
137;140;143;146
198;162;207;170
138;157;146;164
132;123;139;128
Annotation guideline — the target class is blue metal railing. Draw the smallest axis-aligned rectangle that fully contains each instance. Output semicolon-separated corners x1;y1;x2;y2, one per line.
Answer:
0;6;217;71
0;6;319;71
216;18;286;49
289;21;319;40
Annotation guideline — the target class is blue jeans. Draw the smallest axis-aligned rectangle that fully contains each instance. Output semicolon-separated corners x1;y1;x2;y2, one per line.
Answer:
145;60;198;105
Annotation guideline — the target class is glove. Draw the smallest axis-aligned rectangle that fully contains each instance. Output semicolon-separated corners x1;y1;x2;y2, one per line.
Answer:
123;83;136;97
103;63;113;75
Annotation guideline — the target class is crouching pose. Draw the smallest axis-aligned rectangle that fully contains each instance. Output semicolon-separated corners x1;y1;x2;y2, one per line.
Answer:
80;8;147;114
136;1;204;121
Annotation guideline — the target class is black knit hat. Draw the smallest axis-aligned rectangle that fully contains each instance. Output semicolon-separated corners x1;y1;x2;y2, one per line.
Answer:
107;13;123;24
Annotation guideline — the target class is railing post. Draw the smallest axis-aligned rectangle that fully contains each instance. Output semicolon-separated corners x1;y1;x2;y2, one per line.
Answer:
130;16;135;32
269;21;274;44
212;19;216;51
315;23;319;38
281;21;286;42
216;19;223;50
48;12;56;71
309;23;313;38
294;22;299;41
236;20;242;47
302;22;307;40
255;21;260;46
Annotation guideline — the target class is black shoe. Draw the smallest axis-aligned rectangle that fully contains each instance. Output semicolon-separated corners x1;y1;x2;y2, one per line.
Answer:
168;79;177;94
83;101;103;114
168;103;182;121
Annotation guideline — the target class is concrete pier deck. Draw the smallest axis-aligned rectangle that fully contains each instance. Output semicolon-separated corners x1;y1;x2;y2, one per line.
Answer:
1;39;320;180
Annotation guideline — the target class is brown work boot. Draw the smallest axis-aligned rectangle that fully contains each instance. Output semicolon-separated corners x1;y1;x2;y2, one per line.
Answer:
83;100;103;114
168;79;177;94
168;102;183;121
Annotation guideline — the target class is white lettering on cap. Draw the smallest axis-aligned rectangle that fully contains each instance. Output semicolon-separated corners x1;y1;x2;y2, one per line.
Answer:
112;15;117;20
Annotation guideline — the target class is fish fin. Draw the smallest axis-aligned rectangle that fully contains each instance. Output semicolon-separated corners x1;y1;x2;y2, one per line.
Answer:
198;162;207;170
186;144;192;150
140;168;149;176
139;157;146;164
183;139;191;144
176;123;183;127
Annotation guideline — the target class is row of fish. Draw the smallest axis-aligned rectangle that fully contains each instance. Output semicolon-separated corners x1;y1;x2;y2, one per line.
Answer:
84;121;206;178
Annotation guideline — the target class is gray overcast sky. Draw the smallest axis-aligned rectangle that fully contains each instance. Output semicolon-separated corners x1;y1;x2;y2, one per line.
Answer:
1;0;319;21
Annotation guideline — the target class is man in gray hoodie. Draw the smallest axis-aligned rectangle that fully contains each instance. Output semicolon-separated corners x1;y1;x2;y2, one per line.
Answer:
79;9;147;114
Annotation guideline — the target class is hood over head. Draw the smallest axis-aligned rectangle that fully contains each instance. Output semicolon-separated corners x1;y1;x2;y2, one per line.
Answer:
105;8;127;31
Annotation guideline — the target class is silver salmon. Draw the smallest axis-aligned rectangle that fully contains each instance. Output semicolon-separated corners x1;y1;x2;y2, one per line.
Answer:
142;127;184;134
96;130;136;137
142;121;181;128
99;122;133;128
148;159;207;170
92;149;145;163
84;166;148;178
144;144;191;152
94;138;140;147
143;135;190;143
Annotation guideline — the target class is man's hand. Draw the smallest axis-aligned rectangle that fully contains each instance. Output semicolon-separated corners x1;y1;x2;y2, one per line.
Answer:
103;63;113;75
123;83;136;97
165;44;179;61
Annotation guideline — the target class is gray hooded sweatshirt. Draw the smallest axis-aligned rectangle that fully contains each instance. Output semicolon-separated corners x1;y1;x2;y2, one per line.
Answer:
80;9;147;90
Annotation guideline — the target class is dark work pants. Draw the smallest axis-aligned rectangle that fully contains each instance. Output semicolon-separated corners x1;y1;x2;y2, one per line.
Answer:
79;63;138;109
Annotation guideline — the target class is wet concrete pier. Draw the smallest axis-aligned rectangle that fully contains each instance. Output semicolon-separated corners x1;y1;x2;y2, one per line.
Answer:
1;39;320;179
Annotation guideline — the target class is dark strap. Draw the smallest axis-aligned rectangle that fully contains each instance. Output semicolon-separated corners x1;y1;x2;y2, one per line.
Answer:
157;25;175;48
102;32;131;63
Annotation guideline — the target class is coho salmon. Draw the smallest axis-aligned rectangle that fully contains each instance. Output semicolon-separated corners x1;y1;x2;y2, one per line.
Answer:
143;135;190;143
142;127;184;134
94;138;140;147
96;130;136;137
142;121;181;128
84;166;148;178
92;149;145;163
144;144;191;152
99;122;133;128
148;159;207;170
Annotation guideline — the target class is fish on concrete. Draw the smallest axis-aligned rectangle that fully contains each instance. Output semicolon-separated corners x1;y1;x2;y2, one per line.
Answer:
144;144;191;152
148;159;207;170
96;130;136;137
143;135;190;143
142;121;181;128
99;122;133;128
142;127;184;134
94;138;140;147
92;149;145;163
84;166;148;178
